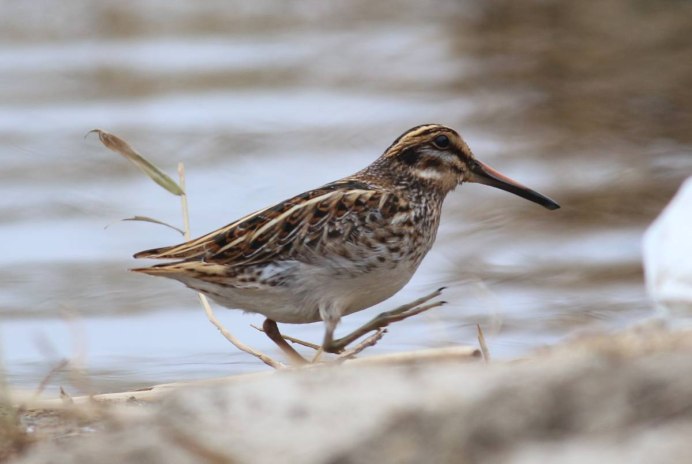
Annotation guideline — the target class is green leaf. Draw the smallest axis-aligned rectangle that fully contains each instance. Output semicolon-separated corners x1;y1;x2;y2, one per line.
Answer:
89;129;185;196
122;216;185;235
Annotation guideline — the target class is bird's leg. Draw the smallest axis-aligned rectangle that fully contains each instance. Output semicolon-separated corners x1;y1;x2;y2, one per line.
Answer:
322;287;446;354
321;318;338;352
262;319;309;366
314;316;339;360
251;324;322;350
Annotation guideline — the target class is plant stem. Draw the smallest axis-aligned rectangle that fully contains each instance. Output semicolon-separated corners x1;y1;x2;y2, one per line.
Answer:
176;163;285;370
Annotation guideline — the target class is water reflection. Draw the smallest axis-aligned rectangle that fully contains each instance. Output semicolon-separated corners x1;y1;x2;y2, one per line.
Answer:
1;0;690;392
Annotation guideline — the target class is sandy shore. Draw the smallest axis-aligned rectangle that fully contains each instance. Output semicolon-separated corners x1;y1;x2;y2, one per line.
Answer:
4;324;692;463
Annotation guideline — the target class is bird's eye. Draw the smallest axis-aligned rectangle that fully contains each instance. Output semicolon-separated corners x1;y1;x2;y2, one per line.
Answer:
433;135;450;149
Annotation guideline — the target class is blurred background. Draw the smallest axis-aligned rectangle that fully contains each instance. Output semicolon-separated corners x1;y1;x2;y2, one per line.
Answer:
1;0;690;393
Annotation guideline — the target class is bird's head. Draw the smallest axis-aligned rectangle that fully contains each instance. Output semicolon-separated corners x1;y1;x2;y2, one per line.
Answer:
380;124;559;210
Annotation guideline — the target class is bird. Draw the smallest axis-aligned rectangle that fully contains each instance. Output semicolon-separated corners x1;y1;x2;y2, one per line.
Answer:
132;124;559;361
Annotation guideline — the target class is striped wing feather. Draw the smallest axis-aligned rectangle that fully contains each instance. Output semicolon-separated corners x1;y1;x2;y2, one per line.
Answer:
133;180;408;269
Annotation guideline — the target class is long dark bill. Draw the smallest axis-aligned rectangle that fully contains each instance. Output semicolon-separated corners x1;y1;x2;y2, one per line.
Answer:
468;160;560;210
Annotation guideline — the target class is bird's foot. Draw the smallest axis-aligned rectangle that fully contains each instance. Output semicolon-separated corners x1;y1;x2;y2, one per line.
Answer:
258;288;446;365
323;287;447;354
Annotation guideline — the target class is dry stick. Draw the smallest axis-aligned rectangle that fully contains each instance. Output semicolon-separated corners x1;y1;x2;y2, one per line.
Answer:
59;387;74;405
178;162;192;238
336;329;387;362
177;163;285;370
63;310;98;399
32;359;69;400
476;324;490;363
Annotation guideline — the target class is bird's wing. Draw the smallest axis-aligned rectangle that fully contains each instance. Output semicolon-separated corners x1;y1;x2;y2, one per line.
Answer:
133;179;409;269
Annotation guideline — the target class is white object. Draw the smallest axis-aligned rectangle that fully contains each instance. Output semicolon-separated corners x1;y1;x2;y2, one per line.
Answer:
643;177;692;321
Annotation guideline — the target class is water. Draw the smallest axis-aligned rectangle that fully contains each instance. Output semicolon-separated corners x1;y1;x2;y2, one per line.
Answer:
1;0;691;394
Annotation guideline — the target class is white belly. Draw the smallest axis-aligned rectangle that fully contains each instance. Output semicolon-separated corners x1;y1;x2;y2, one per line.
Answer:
182;260;418;324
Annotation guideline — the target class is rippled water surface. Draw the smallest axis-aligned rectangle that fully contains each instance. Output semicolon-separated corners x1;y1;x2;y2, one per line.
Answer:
1;0;691;393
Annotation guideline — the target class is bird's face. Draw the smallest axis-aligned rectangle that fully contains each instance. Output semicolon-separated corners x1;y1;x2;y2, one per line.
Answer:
384;124;560;210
